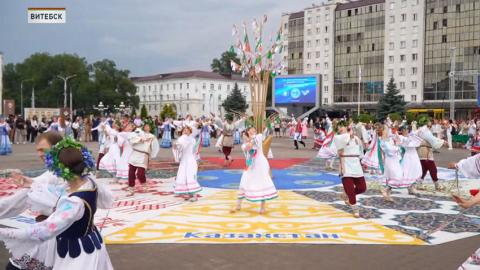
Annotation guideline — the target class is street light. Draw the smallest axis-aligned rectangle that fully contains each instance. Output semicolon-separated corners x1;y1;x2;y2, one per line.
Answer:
57;74;76;108
114;101;126;114
93;101;109;115
20;79;33;117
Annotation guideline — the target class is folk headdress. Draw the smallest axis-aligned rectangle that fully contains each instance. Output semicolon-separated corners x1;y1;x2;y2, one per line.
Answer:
44;137;95;181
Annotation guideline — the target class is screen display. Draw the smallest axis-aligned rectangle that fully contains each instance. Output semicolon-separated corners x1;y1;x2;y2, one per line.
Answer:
274;76;318;104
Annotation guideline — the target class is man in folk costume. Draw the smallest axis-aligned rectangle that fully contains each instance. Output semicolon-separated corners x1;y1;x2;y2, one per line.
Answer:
293;117;306;149
92;116;110;170
127;122;159;196
416;116;446;191
335;121;366;218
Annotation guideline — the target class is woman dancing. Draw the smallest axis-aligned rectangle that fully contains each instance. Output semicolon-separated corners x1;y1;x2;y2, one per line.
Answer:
232;126;278;214
173;126;202;201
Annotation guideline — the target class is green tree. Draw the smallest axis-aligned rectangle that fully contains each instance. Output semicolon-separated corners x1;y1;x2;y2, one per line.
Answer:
377;78;406;121
222;83;248;114
211;50;240;75
140;104;148;119
160;104;176;120
2;53;139;115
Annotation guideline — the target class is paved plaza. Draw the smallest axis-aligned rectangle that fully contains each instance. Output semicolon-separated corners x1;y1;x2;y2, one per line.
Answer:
1;137;479;269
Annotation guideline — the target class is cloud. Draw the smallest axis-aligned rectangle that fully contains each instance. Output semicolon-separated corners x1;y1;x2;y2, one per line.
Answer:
0;0;319;76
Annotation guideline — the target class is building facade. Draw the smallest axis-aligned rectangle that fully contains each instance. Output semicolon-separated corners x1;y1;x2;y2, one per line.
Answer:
287;11;305;75
384;0;425;103
132;71;250;118
423;0;480;118
303;2;337;106
334;0;386;112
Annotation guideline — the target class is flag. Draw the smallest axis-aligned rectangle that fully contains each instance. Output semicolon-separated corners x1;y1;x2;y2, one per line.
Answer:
266;50;272;59
231;60;241;72
263;14;268;24
255;37;263;53
242;24;252;53
232;24;238;37
228;45;235;54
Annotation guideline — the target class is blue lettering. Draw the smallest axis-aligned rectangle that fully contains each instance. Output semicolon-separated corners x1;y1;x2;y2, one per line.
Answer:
184;232;201;238
204;233;221;238
273;233;286;238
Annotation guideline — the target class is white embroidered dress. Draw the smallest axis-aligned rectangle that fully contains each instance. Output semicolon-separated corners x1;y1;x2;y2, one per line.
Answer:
238;134;278;202
173;134;202;195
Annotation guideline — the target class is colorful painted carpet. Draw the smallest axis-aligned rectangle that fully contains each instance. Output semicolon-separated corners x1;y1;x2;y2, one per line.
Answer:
0;161;478;246
200;157;309;170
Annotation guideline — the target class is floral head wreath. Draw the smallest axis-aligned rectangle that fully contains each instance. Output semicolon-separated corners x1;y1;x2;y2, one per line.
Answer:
44;137;96;181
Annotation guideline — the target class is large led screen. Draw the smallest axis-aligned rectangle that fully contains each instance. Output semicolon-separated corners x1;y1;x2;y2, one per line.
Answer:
274;76;318;104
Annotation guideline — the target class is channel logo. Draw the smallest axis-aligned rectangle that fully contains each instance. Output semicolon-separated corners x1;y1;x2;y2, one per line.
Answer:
28;8;66;24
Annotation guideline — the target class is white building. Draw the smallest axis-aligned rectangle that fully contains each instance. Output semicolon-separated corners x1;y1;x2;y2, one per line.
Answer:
384;0;425;103
132;70;250;118
303;1;339;106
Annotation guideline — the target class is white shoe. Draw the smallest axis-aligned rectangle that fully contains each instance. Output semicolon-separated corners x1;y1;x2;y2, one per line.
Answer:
350;204;360;218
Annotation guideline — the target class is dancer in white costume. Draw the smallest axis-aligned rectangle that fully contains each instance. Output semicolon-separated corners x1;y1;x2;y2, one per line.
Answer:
173;126;202;200
232;126;278;214
398;126;423;194
99;122;121;178
317;122;337;171
448;155;480;269
0;132;63;270
0;138;114;270
116;123;135;180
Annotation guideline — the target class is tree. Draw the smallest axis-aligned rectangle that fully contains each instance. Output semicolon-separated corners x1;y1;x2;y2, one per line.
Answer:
211;50;240;75
2;53;139;115
222;83;248;114
377;78;407;121
160;104;176;120
140;104;148;119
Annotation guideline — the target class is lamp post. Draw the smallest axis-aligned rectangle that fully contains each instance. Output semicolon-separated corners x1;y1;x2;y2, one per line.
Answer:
20;79;33;117
93;101;108;115
57;74;76;108
114;101;126;114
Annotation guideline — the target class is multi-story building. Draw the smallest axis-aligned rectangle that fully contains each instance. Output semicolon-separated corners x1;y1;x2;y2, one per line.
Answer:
303;2;338;106
334;0;386;113
423;0;480;119
287;11;305;74
280;13;290;75
384;0;425;103
132;70;250;118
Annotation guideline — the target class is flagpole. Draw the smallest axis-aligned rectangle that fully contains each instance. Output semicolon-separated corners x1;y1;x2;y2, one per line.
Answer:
357;65;361;116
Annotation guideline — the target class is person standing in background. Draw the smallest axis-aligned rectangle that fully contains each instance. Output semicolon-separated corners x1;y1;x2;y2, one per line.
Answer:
30;115;39;143
14;115;26;144
83;117;92;142
92;116;100;142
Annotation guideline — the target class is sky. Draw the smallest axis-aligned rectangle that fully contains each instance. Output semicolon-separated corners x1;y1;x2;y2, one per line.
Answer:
0;0;320;76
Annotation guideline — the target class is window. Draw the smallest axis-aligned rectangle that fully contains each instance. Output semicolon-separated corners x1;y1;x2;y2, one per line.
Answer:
307;63;311;69
430;8;434;14
442;35;447;43
412;53;418;61
315;39;320;46
202;93;206;99
399;82;405;89
227;84;230;91
411;81;417;88
173;83;176;90
369;6;372;13
187;104;189;111
202;104;205;110
372;43;375;51
218;84;221;90
389;56;394;63
400;41;406;49
389;16;395;24
202;83;206;90
412;39;418;48
347;46;351;53
324;98;328;104
307;17;312;24
354;8;358;15
307;29;312;35
307;40;311;47
389;42;394;50
433;21;438;30
316;28;320;34
218;94;222;101
324;86;328;93
167;84;170;90
347;71;351;78
316;63;320;69
324;74;328;81
180;83;183;89
400;55;406;62
346;34;351;41
210;84;214;90
443;6;447;13
411;95;417;101
186;83;189;89
325;26;328;33
324;38;329;45
307;52;311;59
299;52;303;59
388;69;394;78
160;85;163;91
442;19;447;27
412;67;418;75
401;14;406;22
456;4;461;12
348;10;351;16
413;13;418;21
358;45;361;52
187;93;190;99
291;53;294;59
400;68;405;76
173;94;176;100
316;51;320;58
324;62;328;69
